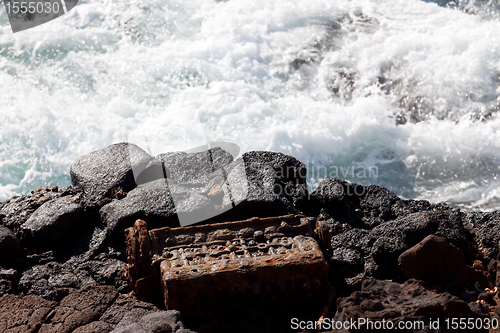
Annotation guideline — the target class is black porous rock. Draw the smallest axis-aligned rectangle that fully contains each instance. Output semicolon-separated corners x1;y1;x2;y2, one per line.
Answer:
19;196;85;252
70;143;153;204
328;208;472;282
156;147;234;185
310;180;401;231
359;184;400;222
366;209;471;279
219;151;308;220
0;186;72;231
464;210;500;260
18;262;95;301
311;178;362;226
332;278;489;333
97;179;217;252
18;254;128;301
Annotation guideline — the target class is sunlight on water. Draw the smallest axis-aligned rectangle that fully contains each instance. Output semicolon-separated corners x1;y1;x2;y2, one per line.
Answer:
1;0;500;211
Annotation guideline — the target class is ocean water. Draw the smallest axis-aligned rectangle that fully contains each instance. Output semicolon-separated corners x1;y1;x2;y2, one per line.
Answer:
1;0;500;211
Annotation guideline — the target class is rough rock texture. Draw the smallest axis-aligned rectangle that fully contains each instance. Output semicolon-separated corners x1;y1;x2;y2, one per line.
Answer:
18;255;128;301
0;268;17;296
97;179;180;252
465;210;500;260
70;143;152;204
333;278;489;333
19;196;85;252
222;151;308;220
399;234;489;289
156;147;234;185
38;285;119;333
366;209;471;279
0;285;192;333
0;186;72;231
3;144;500;333
0;293;57;333
327;207;473;284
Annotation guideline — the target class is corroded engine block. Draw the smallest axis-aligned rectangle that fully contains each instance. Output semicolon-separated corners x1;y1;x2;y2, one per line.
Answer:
125;215;330;317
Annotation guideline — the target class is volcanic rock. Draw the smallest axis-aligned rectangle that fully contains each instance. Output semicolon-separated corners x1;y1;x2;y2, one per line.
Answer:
328;208;472;283
0;226;23;266
155;147;234;185
70;143;152;204
0;186;71;231
0;293;57;333
398;234;489;289
333;278;489;332
221;151;308;220
19;196;84;252
464;210;500;260
38;285;119;333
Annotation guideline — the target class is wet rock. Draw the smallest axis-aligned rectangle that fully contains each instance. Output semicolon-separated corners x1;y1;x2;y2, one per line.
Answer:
398;234;489;289
0;293;57;333
333;278;489;332
38;285;119;333
20;196;84;252
70;143;152;204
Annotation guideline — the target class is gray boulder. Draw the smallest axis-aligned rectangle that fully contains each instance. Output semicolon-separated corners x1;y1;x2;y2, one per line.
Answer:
156;147;233;185
220;151;308;220
98;179;215;252
0;186;70;231
20;196;84;252
70;143;152;204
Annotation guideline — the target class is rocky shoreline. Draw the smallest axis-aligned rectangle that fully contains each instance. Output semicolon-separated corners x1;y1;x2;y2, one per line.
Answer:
1;142;499;332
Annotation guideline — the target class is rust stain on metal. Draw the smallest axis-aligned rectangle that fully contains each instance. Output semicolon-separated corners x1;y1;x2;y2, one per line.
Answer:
125;215;330;316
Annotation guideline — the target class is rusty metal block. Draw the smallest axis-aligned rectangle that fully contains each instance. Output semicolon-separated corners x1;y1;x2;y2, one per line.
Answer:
125;215;330;317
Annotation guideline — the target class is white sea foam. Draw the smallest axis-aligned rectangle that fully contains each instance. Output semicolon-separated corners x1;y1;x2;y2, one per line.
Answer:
1;0;500;211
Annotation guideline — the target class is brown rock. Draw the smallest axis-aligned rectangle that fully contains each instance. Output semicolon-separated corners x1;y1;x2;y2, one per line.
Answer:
38;285;119;333
0;293;57;333
333;278;488;332
72;321;114;333
398;234;489;288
